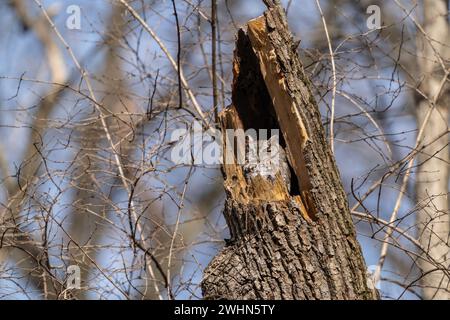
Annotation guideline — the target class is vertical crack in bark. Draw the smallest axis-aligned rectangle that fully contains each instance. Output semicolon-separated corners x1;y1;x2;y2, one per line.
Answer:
201;6;377;300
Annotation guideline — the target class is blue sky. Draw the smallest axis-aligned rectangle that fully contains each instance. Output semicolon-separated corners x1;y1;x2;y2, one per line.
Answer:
0;0;421;299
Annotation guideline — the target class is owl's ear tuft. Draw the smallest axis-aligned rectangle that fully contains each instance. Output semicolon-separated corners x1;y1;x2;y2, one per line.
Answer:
292;39;301;51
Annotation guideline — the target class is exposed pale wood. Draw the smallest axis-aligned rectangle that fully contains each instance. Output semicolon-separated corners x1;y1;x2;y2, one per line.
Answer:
247;15;316;220
201;3;377;300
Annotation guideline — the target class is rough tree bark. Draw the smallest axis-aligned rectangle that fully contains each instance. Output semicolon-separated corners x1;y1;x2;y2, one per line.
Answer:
201;1;377;300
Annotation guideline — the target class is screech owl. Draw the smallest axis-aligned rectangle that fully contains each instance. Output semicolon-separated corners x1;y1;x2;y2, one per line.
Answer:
242;135;291;192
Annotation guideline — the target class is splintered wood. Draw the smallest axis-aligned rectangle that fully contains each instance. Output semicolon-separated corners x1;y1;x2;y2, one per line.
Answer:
220;15;316;222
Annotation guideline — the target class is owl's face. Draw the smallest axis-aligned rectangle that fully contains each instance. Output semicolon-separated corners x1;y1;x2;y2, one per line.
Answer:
242;134;291;189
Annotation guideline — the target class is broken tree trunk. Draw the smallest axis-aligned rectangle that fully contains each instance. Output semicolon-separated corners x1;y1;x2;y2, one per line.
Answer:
201;2;377;300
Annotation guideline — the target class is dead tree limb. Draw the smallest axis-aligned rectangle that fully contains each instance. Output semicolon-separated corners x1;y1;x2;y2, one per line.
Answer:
201;3;378;300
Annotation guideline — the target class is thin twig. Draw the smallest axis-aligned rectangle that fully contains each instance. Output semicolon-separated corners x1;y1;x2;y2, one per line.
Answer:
211;0;219;124
315;0;337;154
166;167;193;300
118;0;212;132
33;0;163;300
373;69;450;285
171;0;183;111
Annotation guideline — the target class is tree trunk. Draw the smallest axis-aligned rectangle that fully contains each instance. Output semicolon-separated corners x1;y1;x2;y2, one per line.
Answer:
201;2;377;300
416;0;449;300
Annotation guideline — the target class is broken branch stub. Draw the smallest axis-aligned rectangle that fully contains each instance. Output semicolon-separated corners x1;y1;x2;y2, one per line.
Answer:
201;6;376;300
